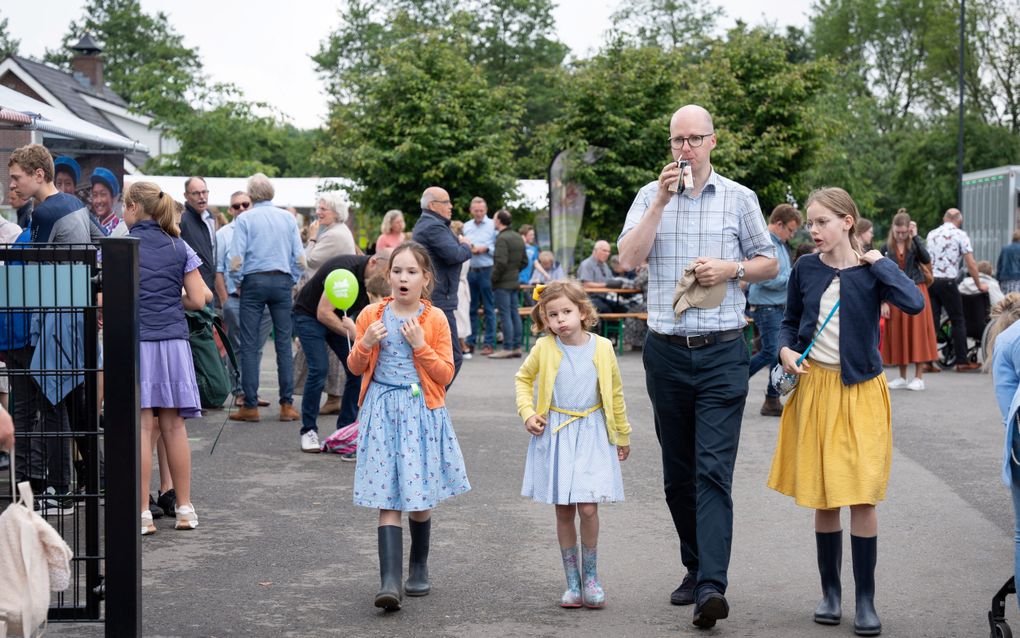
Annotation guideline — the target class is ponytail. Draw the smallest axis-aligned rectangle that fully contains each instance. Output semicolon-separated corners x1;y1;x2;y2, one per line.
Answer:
124;181;181;237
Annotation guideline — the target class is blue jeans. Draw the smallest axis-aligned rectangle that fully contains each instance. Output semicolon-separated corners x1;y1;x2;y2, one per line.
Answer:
239;272;295;408
293;313;360;435
643;331;749;595
748;305;784;399
1012;424;1020;612
467;266;496;347
222;295;272;396
494;287;522;351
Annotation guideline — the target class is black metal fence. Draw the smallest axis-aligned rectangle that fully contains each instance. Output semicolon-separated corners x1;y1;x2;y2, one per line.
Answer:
0;239;140;636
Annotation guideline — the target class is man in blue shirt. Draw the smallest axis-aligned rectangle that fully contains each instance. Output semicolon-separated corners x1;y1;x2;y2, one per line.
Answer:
746;204;801;416
462;197;497;356
618;105;777;629
229;173;306;424
216;191;271;408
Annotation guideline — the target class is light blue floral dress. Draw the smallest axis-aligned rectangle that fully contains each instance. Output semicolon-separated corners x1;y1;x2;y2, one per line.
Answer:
353;304;471;511
521;334;625;504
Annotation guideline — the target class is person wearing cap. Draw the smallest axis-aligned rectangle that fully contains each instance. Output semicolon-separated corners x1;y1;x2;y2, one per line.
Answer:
89;167;122;236
53;156;81;196
617;104;777;629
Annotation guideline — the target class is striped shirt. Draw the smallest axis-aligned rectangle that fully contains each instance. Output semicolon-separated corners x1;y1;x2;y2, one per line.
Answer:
619;170;775;335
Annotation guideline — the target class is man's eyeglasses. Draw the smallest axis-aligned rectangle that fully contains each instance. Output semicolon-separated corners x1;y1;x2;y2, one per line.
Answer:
434;199;451;205
668;133;714;150
188;190;209;197
231;202;251;211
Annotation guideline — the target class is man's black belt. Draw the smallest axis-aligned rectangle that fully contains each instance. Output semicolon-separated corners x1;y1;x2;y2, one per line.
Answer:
651;328;744;349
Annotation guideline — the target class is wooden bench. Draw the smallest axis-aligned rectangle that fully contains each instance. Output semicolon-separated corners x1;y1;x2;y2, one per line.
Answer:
518;307;647;355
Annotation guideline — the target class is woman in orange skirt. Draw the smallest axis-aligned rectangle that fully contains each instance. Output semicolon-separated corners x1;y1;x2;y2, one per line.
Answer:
879;210;938;391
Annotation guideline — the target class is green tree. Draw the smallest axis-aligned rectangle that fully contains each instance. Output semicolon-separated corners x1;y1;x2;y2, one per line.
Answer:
540;26;835;238
0;13;20;59
319;31;524;216
610;0;720;51
45;0;201;120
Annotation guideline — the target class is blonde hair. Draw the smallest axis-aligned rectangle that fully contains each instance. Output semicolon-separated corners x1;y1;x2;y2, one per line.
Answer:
983;293;1020;371
124;181;180;237
805;187;862;253
529;279;599;335
381;209;404;234
389;241;434;299
9;144;54;182
978;260;993;276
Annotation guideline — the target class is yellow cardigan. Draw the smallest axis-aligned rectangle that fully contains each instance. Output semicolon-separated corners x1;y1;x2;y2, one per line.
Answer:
514;333;632;446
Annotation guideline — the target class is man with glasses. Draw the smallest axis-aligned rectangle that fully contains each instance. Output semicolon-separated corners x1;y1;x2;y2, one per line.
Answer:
216;191;271;408
618;104;777;629
411;186;473;379
747;204;801;416
181;176;217;300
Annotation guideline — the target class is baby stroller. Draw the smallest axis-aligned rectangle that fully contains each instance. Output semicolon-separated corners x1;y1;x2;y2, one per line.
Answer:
938;292;991;368
989;576;1015;637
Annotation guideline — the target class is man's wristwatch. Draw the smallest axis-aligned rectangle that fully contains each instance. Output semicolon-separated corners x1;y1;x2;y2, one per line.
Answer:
734;262;746;280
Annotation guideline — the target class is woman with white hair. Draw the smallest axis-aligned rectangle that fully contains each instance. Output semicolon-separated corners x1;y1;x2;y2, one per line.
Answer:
376;209;406;251
305;191;357;278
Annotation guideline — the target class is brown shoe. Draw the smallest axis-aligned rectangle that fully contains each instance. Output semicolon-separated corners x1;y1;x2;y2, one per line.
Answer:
235;394;270;407
480;345;494;356
920;363;942;374
489;350;514;359
279;403;300;421
955;362;981;372
511;348;523;358
229;406;260;422
760;397;783;417
320;395;341;415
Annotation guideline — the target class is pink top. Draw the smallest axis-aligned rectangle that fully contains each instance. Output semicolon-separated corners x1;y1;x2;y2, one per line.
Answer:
376;232;405;251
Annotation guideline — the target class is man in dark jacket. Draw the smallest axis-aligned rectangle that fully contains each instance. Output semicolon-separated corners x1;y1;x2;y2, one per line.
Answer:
180;176;217;298
411;186;472;379
490;209;529;358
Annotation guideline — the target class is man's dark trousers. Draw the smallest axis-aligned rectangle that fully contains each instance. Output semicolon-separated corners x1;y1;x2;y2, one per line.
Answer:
643;331;748;595
929;278;968;362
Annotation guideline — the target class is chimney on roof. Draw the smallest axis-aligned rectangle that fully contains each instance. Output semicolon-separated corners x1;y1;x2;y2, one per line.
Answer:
69;33;104;91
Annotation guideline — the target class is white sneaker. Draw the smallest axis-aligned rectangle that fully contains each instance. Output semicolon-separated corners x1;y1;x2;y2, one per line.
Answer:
141;510;156;536
906;377;925;391
301;430;321;453
886;377;908;390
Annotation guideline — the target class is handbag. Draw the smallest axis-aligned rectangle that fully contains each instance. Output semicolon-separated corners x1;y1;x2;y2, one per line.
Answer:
186;307;237;409
919;261;935;286
770;300;840;396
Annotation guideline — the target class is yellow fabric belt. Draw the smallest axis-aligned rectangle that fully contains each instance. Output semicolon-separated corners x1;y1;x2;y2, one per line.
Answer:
549;403;602;434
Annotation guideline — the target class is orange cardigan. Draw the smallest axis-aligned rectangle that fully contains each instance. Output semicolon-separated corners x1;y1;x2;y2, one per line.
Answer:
347;299;454;409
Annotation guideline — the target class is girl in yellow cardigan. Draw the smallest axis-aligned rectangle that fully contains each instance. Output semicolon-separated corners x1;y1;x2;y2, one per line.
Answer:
515;280;632;609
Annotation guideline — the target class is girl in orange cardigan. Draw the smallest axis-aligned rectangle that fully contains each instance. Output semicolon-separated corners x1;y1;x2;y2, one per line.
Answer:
347;241;471;612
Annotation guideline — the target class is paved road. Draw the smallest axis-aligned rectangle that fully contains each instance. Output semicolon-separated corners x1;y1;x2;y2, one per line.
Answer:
48;350;1013;637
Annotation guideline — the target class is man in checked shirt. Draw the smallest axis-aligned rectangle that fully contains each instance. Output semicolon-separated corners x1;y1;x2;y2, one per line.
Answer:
618;104;777;630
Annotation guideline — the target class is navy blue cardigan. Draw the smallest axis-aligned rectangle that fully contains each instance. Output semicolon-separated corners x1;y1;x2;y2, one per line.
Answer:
779;253;925;386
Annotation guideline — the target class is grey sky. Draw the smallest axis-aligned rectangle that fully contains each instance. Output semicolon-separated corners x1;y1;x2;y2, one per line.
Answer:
4;0;813;129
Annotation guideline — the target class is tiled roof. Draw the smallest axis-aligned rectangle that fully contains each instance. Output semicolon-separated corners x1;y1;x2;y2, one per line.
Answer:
9;54;130;135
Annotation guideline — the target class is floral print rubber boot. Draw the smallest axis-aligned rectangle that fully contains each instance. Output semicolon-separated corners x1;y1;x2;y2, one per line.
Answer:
581;544;606;608
559;546;582;608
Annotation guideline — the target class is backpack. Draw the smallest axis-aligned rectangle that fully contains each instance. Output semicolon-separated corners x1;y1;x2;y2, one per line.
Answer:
321;421;359;454
185;306;236;409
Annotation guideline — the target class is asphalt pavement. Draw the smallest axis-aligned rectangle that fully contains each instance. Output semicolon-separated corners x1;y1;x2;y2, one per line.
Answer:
46;348;1014;637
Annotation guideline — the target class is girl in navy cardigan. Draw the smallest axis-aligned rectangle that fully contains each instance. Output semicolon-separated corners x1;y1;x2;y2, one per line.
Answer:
125;182;212;535
768;187;923;636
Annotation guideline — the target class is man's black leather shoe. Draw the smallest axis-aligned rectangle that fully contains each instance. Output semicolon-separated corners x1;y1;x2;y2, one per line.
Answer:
692;590;729;629
670;571;697;606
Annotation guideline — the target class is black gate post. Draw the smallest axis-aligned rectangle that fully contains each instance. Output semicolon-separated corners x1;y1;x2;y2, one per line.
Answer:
101;238;141;637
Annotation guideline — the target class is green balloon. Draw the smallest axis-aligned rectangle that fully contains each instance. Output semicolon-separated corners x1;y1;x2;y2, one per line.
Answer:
324;268;359;311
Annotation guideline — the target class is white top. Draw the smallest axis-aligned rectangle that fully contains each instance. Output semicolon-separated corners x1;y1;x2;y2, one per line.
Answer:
809;277;841;366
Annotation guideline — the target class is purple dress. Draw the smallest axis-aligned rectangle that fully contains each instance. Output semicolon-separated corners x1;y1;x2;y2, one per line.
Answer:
138;249;203;418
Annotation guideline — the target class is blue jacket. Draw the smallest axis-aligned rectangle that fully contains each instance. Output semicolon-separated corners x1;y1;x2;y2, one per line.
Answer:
411;209;471;311
131;220;190;341
993;318;1020;486
997;242;1020;282
780;253;924;385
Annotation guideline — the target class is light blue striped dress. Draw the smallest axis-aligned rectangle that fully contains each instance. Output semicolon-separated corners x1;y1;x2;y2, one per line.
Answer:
521;334;625;504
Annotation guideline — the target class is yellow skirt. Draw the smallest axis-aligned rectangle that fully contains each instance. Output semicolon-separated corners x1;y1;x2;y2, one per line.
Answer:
766;362;892;510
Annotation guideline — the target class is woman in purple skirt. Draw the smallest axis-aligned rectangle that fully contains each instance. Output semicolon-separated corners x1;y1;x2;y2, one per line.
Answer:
124;181;212;535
